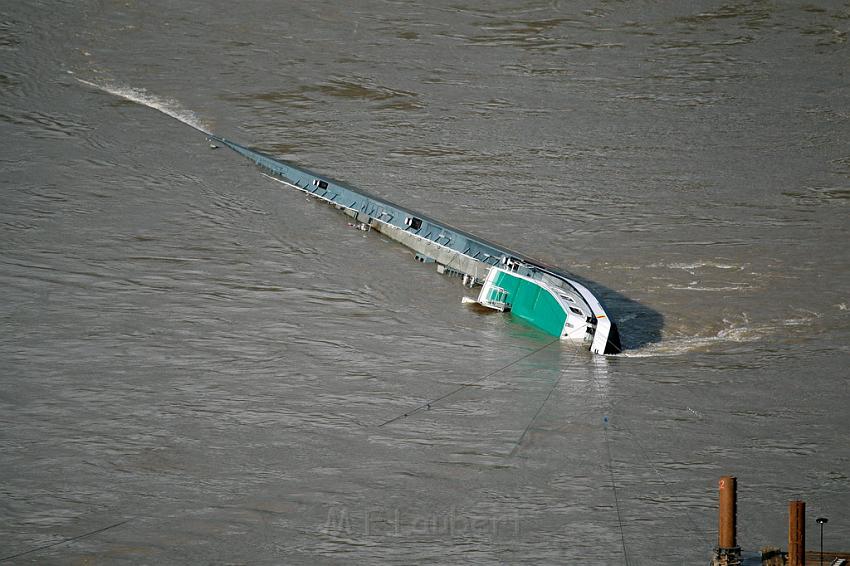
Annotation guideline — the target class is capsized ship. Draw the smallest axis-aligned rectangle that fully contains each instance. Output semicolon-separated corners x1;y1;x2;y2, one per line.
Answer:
210;135;621;355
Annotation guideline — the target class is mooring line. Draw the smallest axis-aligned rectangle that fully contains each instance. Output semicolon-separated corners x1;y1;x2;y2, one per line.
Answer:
586;363;630;565
0;519;131;562
578;363;715;554
594;362;720;547
616;418;709;544
508;340;584;457
376;337;560;427
602;418;630;566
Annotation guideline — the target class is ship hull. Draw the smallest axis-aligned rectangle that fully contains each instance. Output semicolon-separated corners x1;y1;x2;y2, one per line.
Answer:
211;135;621;354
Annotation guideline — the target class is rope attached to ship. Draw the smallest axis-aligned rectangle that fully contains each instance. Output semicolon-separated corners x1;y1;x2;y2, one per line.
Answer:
376;337;561;427
0;519;131;563
586;366;631;565
508;340;584;457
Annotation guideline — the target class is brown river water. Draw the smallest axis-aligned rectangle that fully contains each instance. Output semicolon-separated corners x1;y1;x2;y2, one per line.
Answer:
1;1;849;564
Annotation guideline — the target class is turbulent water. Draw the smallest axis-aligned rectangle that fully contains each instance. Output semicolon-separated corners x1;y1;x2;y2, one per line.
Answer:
2;1;849;564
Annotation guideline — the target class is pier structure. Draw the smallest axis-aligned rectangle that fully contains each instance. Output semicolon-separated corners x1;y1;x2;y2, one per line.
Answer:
710;477;847;565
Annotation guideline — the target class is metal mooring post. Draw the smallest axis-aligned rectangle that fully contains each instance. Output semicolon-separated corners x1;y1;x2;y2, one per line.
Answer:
788;500;806;566
712;476;741;566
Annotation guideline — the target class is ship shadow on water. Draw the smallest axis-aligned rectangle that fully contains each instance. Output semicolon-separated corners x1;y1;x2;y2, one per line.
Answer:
556;272;664;353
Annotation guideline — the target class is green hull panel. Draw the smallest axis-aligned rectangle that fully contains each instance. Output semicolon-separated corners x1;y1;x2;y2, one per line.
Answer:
488;271;567;337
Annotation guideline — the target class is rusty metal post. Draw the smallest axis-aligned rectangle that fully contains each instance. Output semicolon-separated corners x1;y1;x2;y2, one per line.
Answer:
788;500;805;566
719;476;737;549
712;476;741;566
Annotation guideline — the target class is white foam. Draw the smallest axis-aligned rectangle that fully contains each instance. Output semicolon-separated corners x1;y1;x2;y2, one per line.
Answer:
74;77;212;134
620;311;820;357
666;261;745;273
620;332;753;358
667;283;753;292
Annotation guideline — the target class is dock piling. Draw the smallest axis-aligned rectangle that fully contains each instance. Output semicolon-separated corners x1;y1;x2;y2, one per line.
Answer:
712;476;742;566
788;500;805;566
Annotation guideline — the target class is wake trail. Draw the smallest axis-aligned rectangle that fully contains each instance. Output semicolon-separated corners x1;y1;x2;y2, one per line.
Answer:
73;76;212;135
620;310;822;357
